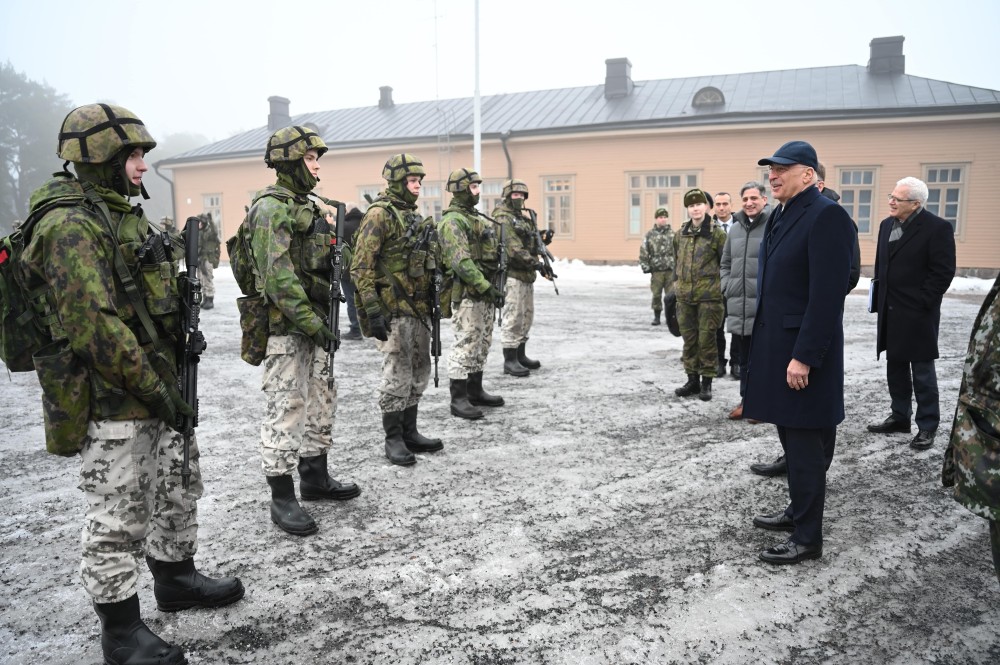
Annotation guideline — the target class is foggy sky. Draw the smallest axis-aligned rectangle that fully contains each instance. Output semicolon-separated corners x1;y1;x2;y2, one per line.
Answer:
2;0;998;143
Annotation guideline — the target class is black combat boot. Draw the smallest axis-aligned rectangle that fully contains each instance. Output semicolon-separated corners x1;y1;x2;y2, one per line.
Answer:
94;594;187;665
517;341;541;370
402;405;443;452
467;371;504;407
298;453;362;500
266;475;317;536
503;348;530;377
675;373;700;397
383;411;416;466
700;376;713;401
145;557;244;612
449;379;484;420
651;311;661;326
201;296;214;310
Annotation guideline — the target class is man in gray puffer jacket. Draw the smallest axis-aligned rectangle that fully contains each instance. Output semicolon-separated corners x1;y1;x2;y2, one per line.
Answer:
721;181;770;420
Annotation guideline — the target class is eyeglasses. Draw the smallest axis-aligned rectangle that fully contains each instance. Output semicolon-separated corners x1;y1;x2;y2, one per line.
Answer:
887;195;916;204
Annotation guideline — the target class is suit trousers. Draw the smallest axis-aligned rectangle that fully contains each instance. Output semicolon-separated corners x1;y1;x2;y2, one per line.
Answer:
777;424;837;547
887;358;939;431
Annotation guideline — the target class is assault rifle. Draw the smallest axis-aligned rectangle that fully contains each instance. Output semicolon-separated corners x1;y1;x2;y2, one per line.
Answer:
527;208;559;295
430;234;443;388
320;200;345;389
178;216;207;489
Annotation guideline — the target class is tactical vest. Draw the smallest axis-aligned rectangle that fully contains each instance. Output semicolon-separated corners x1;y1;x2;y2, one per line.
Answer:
493;203;538;283
249;186;333;335
441;205;499;303
366;198;439;320
24;174;183;422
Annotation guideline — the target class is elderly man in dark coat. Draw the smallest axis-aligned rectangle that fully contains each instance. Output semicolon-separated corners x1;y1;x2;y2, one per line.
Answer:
743;140;856;565
867;177;956;450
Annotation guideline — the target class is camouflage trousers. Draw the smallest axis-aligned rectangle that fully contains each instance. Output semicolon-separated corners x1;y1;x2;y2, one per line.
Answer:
448;298;495;379
198;260;215;298
676;299;724;376
374;315;431;413
650;270;674;313
501;277;534;348
260;334;336;476
79;418;202;603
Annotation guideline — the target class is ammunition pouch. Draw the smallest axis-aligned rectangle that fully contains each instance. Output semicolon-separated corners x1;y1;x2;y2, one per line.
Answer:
33;340;91;456
237;295;269;365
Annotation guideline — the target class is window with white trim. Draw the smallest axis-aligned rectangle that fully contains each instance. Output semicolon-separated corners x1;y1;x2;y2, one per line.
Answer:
838;168;876;234
543;176;574;237
923;165;964;232
626;171;699;236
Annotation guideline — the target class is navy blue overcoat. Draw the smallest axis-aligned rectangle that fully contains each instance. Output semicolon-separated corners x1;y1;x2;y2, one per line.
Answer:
742;186;856;428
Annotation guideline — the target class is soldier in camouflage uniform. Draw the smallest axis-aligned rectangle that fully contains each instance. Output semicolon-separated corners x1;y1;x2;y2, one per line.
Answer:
350;154;444;465
20;104;243;665
196;212;220;309
438;168;504;419
672;188;727;401
639;207;675;326
943;272;1000;586
246;125;361;537
493;179;552;377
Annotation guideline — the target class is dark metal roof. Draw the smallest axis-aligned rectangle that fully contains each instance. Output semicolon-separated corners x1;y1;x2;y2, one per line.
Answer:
159;65;1000;166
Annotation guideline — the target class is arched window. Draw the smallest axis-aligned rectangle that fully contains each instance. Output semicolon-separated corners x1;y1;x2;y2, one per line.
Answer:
692;86;725;108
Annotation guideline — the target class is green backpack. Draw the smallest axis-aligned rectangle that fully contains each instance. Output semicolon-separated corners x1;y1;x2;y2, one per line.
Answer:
0;204;72;371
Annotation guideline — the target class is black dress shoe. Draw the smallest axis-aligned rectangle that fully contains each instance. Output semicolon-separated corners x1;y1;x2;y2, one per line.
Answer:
750;455;787;477
909;429;937;450
866;416;911;434
753;510;794;531
759;538;822;565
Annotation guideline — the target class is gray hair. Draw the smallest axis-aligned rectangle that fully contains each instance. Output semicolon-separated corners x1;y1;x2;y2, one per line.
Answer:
896;177;928;205
740;181;767;197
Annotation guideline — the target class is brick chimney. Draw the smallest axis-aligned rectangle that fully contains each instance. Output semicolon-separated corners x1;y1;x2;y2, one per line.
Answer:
868;36;905;75
379;86;394;109
267;96;291;131
604;58;633;99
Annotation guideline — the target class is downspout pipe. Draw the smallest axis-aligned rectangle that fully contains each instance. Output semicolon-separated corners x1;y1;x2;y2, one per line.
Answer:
152;160;176;223
500;130;513;179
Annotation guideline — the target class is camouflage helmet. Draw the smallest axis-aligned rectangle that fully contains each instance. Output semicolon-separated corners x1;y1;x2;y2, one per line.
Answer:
265;125;327;167
446;168;482;193
57;103;156;164
382;153;426;182
502;178;529;200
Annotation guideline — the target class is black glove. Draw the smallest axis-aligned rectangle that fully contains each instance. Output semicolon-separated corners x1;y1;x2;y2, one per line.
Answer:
148;381;193;431
541;229;554;245
368;313;391;342
312;326;339;352
484;284;503;304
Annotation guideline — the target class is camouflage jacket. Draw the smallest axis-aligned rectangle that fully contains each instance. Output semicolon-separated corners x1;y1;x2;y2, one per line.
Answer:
438;203;498;303
672;219;726;303
491;202;539;283
198;215;221;267
245;184;330;339
639;224;675;273
350;193;438;320
943;273;1000;520
21;173;181;421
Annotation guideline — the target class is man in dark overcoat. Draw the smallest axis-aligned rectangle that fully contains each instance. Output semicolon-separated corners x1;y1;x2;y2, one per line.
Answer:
867;177;956;450
743;140;856;565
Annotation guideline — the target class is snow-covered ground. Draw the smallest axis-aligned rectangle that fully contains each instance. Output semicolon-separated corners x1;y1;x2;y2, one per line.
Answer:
1;262;997;664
